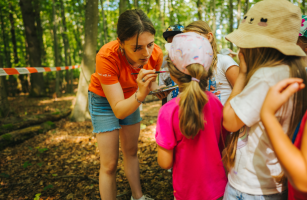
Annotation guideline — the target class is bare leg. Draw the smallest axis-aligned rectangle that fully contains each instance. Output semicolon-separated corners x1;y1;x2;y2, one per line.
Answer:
96;130;119;200
120;123;143;199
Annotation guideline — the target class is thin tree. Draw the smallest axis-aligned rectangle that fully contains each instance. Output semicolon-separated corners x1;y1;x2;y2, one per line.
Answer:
71;0;98;121
197;0;203;20
53;0;60;97
211;0;217;34
229;0;233;50
19;0;46;97
134;0;139;8
119;0;127;15
303;0;305;15
61;0;73;93
0;27;9;118
100;0;108;44
244;0;249;14
236;0;241;29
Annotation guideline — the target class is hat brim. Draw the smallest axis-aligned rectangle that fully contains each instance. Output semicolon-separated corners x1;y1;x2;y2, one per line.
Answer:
163;31;182;41
226;29;306;57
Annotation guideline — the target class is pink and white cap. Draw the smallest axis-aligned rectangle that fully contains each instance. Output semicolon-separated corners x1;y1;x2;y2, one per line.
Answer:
165;32;213;75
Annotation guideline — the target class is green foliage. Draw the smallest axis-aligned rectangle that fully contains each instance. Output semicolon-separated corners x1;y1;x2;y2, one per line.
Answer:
34;193;41;200
140;124;147;130
1;124;13;130
43;184;54;191
23;161;33;169
0;173;9;178
38;147;48;153
37;162;44;167
1;133;12;141
52;174;58;176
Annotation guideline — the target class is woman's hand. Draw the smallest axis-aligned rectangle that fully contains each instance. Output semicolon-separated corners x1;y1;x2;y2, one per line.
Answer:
238;52;247;74
261;78;305;117
136;69;157;101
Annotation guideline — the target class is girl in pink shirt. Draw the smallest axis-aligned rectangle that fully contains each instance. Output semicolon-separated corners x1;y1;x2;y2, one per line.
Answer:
155;32;228;200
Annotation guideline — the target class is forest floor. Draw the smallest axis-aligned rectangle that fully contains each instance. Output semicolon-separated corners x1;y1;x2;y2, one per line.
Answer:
0;94;173;200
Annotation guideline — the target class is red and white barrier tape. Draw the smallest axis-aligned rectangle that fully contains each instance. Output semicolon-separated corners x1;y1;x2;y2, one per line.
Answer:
0;65;80;76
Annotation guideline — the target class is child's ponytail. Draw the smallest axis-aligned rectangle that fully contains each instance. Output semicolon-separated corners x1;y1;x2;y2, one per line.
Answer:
166;56;212;138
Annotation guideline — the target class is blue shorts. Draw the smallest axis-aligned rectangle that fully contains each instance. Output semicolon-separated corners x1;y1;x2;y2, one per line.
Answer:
88;91;142;133
223;183;287;200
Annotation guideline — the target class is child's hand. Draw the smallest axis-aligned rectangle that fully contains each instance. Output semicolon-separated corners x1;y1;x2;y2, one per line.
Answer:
261;78;305;116
238;52;247;74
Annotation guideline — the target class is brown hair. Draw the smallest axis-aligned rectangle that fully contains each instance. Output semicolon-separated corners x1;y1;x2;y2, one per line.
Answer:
117;9;155;51
166;56;212;138
297;36;307;54
223;48;307;183
183;21;218;71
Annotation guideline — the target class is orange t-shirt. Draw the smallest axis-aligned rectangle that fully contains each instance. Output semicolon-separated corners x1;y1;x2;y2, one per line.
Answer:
88;40;163;99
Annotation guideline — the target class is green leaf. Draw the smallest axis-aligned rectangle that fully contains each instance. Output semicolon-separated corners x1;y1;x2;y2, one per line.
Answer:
28;146;33;150
43;184;53;191
34;193;41;200
37;162;44;167
52;111;60;115
52;174;58;176
38;147;49;153
23;161;32;169
140;124;147;130
0;173;9;178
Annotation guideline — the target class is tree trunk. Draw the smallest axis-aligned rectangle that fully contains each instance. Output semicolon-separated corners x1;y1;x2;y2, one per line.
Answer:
52;0;60;97
100;0;108;44
134;0;139;8
244;0;249;14
0;6;11;69
303;0;306;15
236;0;241;29
9;2;18;66
61;0;73;93
211;0;216;34
119;0;127;15
19;0;45;97
70;0;98;122
197;0;203;20
168;0;174;24
0;55;9;118
229;0;233;50
34;0;46;65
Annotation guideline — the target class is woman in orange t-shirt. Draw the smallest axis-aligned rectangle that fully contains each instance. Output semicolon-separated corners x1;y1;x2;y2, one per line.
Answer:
88;9;167;200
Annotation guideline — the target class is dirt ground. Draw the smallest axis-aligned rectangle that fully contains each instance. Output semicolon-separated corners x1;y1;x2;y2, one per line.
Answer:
0;95;174;200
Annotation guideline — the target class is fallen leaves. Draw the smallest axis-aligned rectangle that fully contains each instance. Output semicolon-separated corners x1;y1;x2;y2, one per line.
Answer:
0;99;174;199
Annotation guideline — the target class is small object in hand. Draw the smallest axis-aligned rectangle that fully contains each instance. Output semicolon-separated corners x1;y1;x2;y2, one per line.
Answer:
131;71;169;75
149;85;179;95
142;78;146;82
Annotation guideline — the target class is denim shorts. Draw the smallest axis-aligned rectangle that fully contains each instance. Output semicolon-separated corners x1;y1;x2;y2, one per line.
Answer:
223;183;288;200
88;91;142;133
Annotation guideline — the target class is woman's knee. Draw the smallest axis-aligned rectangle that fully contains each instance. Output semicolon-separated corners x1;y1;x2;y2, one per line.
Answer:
100;161;118;175
122;145;138;157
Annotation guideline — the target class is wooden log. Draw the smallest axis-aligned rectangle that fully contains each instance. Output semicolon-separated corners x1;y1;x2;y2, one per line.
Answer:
0;109;71;135
0;121;56;150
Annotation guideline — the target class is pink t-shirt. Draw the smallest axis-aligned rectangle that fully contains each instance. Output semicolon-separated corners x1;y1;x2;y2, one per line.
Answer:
155;92;228;200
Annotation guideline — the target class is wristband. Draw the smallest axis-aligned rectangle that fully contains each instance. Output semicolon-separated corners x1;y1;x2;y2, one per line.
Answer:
135;92;143;104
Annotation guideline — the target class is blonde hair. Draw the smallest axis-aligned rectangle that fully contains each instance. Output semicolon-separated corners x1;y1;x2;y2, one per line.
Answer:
223;47;307;184
166;56;212;138
184;21;218;71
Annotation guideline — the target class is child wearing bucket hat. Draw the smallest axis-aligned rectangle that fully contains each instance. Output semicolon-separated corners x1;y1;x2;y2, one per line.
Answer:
222;0;307;199
184;21;239;105
259;15;307;200
155;32;228;200
159;24;184;105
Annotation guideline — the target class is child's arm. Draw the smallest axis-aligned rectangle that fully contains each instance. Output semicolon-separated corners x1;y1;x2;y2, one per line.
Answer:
223;53;246;132
157;145;173;169
260;78;307;192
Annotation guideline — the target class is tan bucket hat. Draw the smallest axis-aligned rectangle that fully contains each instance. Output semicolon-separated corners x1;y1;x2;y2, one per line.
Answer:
226;0;305;56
